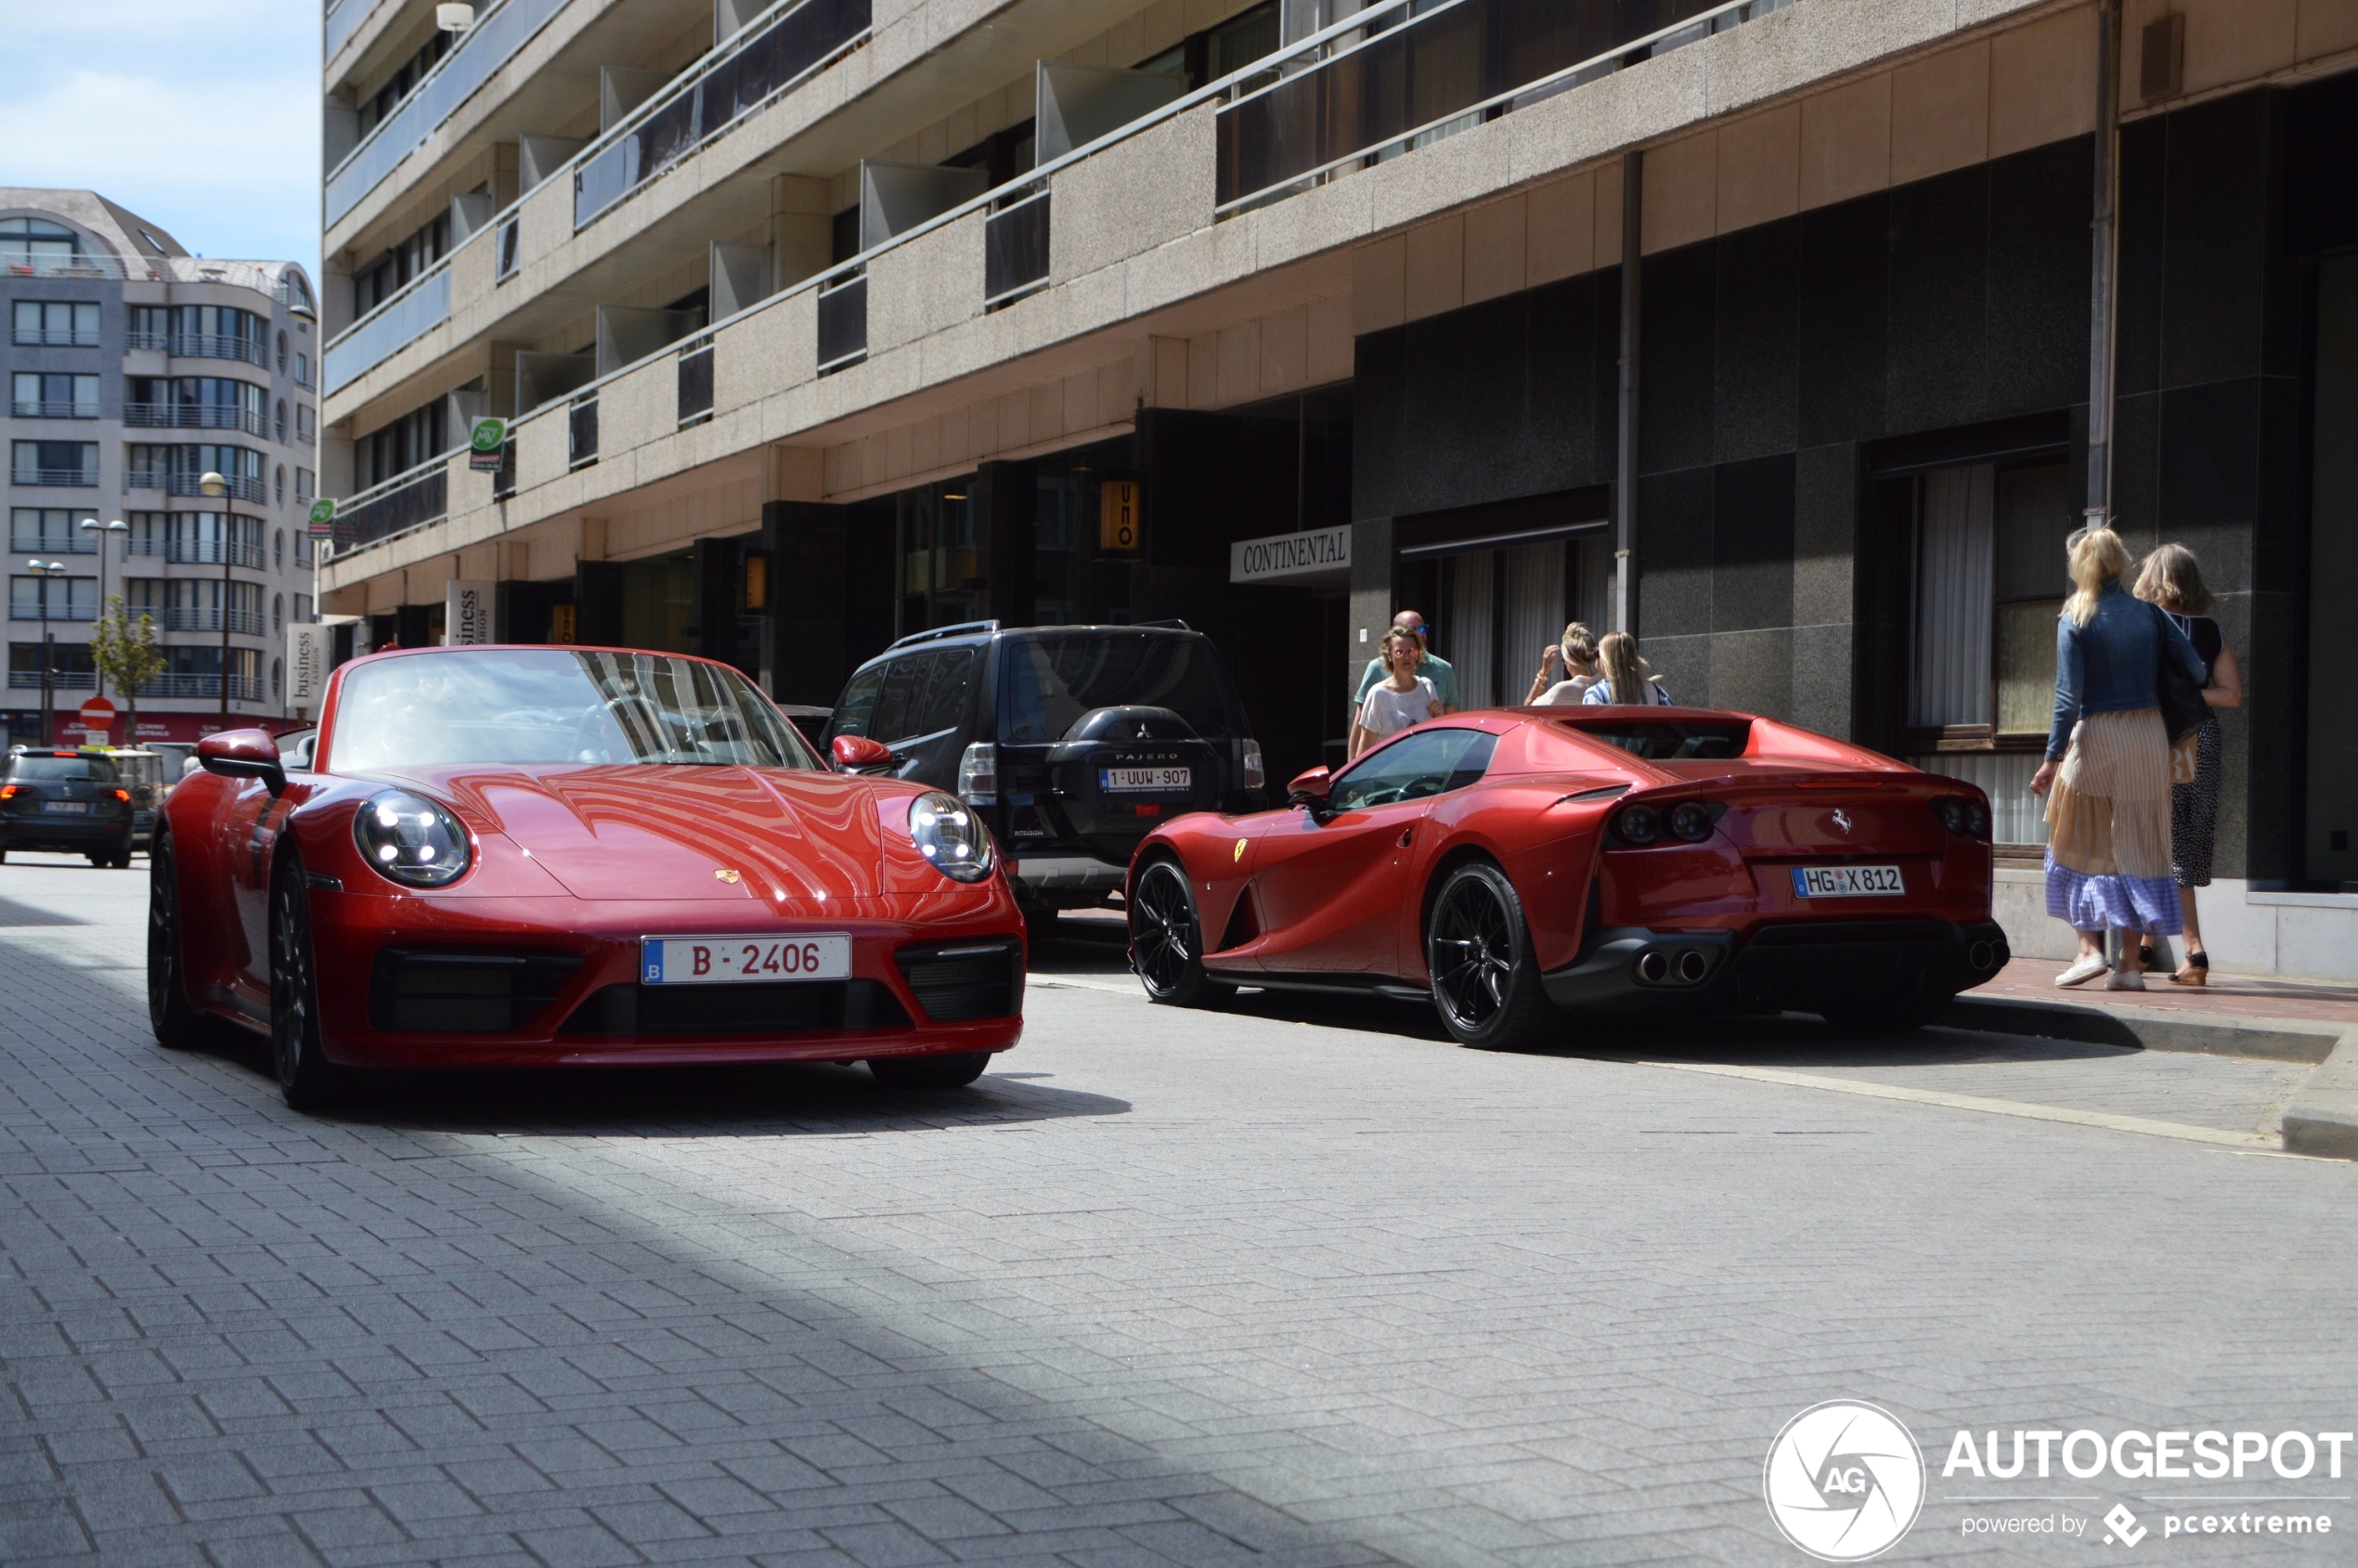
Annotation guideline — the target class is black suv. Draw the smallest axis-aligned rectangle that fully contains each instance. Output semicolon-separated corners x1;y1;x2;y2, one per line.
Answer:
1;747;136;867
827;621;1264;915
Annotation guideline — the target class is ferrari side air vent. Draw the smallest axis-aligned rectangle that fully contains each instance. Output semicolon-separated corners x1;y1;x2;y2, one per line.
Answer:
369;950;583;1033
557;980;911;1037
896;940;1023;1022
1216;888;1260;952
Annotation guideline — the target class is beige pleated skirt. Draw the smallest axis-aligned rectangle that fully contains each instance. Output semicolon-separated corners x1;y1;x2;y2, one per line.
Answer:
2044;706;2183;933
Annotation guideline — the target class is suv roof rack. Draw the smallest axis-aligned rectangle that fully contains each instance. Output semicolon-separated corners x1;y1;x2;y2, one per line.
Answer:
887;619;999;651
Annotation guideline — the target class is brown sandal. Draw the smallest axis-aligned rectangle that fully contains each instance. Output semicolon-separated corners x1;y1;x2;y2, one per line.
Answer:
2170;952;2209;987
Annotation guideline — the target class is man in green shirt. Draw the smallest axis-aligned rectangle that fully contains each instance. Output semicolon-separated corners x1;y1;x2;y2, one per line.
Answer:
1349;610;1457;730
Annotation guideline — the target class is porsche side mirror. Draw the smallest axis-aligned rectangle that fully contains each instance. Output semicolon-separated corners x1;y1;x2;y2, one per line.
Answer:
832;734;895;771
198;729;288;797
1286;766;1331;809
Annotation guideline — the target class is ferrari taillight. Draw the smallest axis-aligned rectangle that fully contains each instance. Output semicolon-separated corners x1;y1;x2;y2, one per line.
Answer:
1934;796;1991;841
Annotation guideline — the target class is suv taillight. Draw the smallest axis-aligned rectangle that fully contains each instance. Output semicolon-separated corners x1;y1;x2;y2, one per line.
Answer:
958;742;998;804
1240;738;1264;791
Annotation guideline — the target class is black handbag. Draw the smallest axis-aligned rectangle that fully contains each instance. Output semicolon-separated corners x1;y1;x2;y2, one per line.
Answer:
2153;605;2209;745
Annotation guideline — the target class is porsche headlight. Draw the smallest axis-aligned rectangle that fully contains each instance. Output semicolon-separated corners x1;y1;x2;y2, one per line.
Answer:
909;790;993;883
354;791;472;888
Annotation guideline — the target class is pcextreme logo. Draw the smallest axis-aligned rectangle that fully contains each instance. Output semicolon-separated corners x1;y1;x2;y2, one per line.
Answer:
1763;1402;1927;1562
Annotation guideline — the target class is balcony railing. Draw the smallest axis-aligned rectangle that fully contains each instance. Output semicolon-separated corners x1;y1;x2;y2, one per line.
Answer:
167;333;271;367
12;328;100;347
325;0;1786;563
983;191;1052;307
324;0;574;228
128;538;266;568
325;0;387;61
9;401;98;420
123;403;269;436
11;467;98;488
321;266;450;395
334;460;449;552
6;671;97;692
677;343;714;425
137;673;265;701
568;398;599;467
152;473;269;503
8;536;97;555
1;251;161;281
572;0;871;229
152;607;269;636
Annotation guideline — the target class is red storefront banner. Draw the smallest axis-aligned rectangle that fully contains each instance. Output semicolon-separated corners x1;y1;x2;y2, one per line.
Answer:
5;711;304;747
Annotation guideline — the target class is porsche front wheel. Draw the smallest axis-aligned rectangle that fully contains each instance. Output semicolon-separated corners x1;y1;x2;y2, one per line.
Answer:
271;861;349;1111
1128;859;1230;1008
1426;862;1558;1052
148;829;218;1052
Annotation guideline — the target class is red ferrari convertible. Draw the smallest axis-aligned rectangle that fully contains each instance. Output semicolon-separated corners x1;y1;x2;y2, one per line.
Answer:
1125;706;2007;1048
151;645;1024;1108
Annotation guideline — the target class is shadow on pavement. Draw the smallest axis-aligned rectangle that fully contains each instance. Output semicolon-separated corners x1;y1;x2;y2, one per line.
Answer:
0;895;92;927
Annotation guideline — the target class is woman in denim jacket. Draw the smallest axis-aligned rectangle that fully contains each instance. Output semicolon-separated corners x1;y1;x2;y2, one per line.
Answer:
2028;527;2207;989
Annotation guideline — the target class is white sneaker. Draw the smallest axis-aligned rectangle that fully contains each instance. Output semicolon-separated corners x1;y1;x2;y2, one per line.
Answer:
2105;967;2146;991
2055;955;2108;988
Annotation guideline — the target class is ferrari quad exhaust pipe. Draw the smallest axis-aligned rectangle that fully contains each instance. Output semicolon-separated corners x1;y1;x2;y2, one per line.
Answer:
1968;940;2005;972
1636;947;1714;987
1676;949;1710;984
1637;950;1669;983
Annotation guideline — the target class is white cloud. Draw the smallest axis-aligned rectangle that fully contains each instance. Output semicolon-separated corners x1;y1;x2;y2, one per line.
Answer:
0;0;320;275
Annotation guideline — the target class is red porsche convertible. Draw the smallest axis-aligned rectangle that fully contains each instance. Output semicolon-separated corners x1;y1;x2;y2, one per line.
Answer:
1125;706;2007;1048
151;645;1024;1108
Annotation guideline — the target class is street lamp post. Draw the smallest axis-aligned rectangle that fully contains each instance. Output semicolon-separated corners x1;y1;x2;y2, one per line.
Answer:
24;560;67;746
199;473;235;724
77;518;130;733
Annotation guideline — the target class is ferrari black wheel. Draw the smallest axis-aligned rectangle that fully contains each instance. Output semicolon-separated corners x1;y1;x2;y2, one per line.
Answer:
867;1051;991;1090
148;829;217;1051
1129;858;1231;1008
1426;861;1558;1051
270;860;348;1111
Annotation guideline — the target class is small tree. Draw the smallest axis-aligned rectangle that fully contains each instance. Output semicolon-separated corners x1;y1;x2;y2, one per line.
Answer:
88;596;166;748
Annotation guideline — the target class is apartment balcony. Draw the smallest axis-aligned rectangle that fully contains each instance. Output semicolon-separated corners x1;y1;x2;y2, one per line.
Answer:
123;404;272;437
8;401;99;420
126;538;267;569
5;671;97;693
11;326;102;347
158;473;270;503
162;334;272;368
1;251;162;281
10;467;99;488
135;673;265;701
151;607;269;637
325;460;449;555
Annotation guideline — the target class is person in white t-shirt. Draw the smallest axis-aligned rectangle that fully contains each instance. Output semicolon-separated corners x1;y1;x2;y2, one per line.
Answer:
1524;621;1601;706
1351;628;1441;757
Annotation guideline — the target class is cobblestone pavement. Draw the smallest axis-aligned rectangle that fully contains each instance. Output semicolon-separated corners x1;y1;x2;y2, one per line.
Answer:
3;862;2354;1568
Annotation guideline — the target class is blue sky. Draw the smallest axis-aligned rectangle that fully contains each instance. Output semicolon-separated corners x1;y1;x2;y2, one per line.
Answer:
3;0;321;280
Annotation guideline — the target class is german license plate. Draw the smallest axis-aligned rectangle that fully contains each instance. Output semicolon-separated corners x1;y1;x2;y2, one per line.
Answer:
42;800;88;814
1791;864;1904;898
1102;766;1190;793
641;934;850;984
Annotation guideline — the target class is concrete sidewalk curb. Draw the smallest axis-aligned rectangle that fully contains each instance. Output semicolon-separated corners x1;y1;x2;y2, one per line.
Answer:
1943;994;2358;1160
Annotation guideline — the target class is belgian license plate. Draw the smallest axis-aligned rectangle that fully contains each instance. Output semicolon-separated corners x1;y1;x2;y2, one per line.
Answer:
641;934;850;984
42;800;89;814
1792;864;1904;898
1102;766;1191;793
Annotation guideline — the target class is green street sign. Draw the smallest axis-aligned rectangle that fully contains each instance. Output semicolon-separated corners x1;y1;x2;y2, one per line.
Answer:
306;498;336;536
469;416;510;472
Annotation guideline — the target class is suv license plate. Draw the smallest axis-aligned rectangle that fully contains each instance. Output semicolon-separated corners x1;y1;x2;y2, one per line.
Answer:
1792;864;1904;898
43;800;89;814
1102;767;1190;793
642;935;850;984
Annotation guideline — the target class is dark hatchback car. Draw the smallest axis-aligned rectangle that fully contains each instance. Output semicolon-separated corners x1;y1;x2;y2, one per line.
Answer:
827;621;1264;916
1;748;136;866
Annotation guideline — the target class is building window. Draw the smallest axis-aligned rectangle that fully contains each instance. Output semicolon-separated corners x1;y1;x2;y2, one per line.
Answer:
167;305;267;366
295;467;315;503
12;300;100;347
10;509;99;555
125;376;268;435
293;353;311;389
0;217;81;269
11;373;98;418
354;212;451;316
6;642;97;693
297;532;313;567
124;578;165;616
10;441;98;486
294;593;314;623
1903;458;2077;847
9;576;98;621
296;405;315;442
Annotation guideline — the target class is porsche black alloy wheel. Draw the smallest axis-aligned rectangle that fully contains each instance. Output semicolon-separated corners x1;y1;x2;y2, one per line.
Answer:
1129;858;1230;1008
148;830;216;1051
1426;861;1557;1051
270;861;348;1110
868;1051;991;1090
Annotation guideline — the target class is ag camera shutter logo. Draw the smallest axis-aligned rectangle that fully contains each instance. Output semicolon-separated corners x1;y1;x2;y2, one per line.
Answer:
1763;1402;1925;1561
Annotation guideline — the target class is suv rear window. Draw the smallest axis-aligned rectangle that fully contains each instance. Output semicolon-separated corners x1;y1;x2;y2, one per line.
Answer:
1002;634;1242;744
8;754;118;782
831;648;978;743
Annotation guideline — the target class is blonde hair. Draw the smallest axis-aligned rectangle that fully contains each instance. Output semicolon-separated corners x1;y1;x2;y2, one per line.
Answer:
1379;628;1422;673
1560;621;1599;670
2133;541;2213;615
2065;526;2131;628
1596;631;1649;704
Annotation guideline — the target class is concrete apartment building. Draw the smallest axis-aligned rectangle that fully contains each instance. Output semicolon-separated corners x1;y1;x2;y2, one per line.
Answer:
314;0;2358;976
3;189;322;744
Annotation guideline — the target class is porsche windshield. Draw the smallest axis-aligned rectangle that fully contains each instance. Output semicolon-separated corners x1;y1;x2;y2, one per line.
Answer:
330;650;823;771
